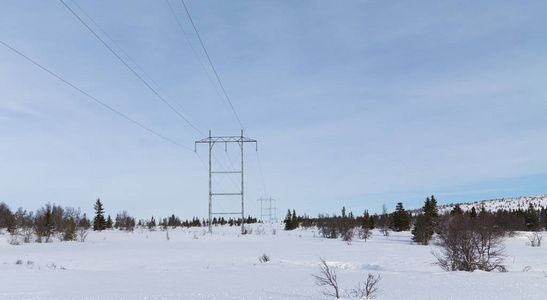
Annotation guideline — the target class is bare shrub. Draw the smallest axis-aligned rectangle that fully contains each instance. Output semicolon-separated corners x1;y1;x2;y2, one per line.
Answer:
14;208;33;243
15;259;23;265
433;214;507;272
76;213;91;242
9;230;20;245
255;226;265;235
527;231;542;247
348;273;381;299
358;227;372;242
258;253;270;263
313;257;340;298
115;211;136;232
379;226;390;238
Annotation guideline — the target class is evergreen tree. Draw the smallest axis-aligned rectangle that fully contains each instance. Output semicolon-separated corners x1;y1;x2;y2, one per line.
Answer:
391;202;410;231
44;205;53;241
525;203;540;231
93;198;106;231
412;196;438;245
291;209;299;229
284;209;299;230
284;209;292;230
106;215;113;229
368;214;376;230
451;204;464;216
469;206;477;219
340;206;353;242
148;216;156;229
362;210;371;229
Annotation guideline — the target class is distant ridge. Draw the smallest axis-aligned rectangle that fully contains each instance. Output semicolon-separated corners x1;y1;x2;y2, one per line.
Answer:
437;194;547;214
409;194;547;215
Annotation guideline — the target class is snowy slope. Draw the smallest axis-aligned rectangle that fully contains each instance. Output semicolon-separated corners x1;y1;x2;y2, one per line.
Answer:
2;224;547;299
438;194;547;214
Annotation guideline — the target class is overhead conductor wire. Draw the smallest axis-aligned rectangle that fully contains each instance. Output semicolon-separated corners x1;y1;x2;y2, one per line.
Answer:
0;40;192;151
59;0;206;138
180;0;270;196
180;0;245;132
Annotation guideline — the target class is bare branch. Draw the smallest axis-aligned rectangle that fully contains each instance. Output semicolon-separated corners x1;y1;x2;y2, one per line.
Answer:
312;257;340;298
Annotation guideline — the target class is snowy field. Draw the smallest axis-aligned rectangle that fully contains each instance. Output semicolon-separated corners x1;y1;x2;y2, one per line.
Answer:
2;224;547;299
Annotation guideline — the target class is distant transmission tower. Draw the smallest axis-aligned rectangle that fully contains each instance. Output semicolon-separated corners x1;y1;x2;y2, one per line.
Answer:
195;130;257;234
256;197;278;223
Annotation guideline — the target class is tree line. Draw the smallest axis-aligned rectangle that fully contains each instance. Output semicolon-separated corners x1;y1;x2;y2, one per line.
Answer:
284;195;546;271
0;198;258;245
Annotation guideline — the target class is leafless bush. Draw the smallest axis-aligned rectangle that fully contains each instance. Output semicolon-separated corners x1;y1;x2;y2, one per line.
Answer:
433;214;507;272
348;273;381;299
313;257;340;298
358;227;372;242
258;253;270;263
255;226;265;235
527;232;542;247
115;211;136;232
523;266;532;272
14;208;33;243
379;226;390;238
15;259;23;265
9;230;20;245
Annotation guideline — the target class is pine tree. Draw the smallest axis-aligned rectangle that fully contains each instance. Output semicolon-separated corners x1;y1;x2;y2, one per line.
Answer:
284;209;292;230
412;196;438;245
451;204;464;216
525;203;540;231
106;215;113;229
469;206;477;219
391;202;410;232
93;198;106;231
291;210;298;229
362;210;371;229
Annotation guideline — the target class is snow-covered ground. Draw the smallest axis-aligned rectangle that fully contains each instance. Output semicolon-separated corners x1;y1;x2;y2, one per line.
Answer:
2;224;547;299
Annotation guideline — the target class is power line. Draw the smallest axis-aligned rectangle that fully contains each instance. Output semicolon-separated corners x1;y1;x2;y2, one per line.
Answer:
255;150;269;196
180;0;246;132
165;0;229;115
70;0;206;133
178;1;270;198
0;40;192;151
59;0;206;137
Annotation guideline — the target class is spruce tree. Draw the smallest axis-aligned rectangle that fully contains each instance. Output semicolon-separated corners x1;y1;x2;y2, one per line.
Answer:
451;204;464;216
469;206;477;219
284;209;293;230
93;198;106;231
291;210;298;229
391;202;410;231
340;206;353;242
412;196;438;245
106;215;113;229
362;210;371;229
525;203;540;231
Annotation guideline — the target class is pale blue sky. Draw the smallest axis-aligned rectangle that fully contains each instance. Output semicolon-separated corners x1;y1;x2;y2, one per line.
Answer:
1;0;546;220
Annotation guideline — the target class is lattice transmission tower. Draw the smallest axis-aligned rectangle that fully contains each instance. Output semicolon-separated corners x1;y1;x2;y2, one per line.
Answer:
257;197;278;223
195;130;257;233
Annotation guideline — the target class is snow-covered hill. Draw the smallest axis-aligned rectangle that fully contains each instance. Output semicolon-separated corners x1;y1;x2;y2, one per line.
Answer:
438;194;547;214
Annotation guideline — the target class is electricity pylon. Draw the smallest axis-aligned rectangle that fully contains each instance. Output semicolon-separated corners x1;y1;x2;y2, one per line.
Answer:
195;130;257;234
256;197;277;223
